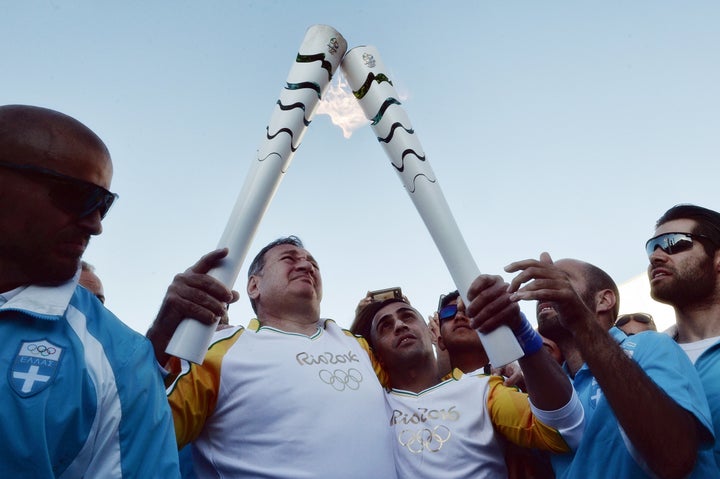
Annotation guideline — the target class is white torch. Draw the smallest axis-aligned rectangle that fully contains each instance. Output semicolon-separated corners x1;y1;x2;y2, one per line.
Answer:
166;25;348;363
341;46;523;366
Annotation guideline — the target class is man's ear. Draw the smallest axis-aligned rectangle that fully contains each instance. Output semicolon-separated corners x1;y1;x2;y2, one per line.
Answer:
247;275;259;302
596;289;617;315
436;333;447;352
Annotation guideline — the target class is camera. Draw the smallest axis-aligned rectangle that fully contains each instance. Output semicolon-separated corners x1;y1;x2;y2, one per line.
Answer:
369;287;403;302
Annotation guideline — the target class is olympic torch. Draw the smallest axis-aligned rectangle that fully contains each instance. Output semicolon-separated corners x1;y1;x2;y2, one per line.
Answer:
341;46;523;366
166;25;348;363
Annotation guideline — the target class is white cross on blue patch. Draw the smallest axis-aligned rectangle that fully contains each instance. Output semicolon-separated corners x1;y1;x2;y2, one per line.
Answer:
9;339;63;397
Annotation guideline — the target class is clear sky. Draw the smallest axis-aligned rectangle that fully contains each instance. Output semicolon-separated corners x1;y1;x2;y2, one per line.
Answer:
3;1;718;335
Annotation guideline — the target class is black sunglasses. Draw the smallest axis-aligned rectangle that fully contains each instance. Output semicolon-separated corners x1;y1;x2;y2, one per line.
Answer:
645;232;712;257
0;161;118;219
615;313;654;328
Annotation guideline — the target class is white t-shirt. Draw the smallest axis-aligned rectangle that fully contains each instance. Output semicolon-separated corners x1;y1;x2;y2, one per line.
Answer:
679;336;720;364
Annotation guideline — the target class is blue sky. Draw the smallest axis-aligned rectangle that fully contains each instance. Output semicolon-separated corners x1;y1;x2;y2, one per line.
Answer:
3;1;718;334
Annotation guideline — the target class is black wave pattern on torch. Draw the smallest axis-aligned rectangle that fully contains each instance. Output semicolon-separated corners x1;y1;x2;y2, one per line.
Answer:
270;80;323;152
255;152;292;174
265;125;300;153
397;151;437;193
353;72;393;100
296;53;334;81
371;100;436;194
276;100;311;127
265;51;336;155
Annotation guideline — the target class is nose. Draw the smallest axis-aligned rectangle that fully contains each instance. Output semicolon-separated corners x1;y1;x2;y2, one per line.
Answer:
454;311;470;325
295;257;315;272
77;209;103;236
392;318;409;334
648;246;668;265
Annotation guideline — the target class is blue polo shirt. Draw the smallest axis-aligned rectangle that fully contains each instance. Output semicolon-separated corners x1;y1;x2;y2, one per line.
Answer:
693;339;720;468
552;327;717;478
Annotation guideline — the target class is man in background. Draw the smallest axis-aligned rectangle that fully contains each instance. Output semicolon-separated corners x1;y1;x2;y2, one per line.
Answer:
647;203;720;466
79;260;105;303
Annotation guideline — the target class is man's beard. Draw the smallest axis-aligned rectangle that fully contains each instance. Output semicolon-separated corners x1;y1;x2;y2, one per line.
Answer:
537;311;573;344
651;256;716;308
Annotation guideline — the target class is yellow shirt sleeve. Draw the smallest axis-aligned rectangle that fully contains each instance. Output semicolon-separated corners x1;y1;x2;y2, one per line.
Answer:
344;329;390;388
486;375;570;453
165;328;243;448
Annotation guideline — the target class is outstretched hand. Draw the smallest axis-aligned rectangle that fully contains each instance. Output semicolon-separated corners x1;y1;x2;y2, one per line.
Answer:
504;252;593;333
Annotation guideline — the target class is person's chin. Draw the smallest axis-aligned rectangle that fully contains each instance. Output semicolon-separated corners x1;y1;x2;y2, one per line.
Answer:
43;258;81;284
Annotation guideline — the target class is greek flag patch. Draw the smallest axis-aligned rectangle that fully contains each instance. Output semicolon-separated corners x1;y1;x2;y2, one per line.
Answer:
9;339;63;397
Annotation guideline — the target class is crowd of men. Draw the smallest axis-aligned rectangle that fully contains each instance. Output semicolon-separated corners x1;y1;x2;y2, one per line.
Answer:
2;103;719;478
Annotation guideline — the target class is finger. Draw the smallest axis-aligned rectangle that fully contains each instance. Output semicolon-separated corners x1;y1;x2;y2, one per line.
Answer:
189;248;230;275
472;301;521;333
466;280;508;319
177;272;235;304
230;290;241;305
503;370;524;388
467;274;503;302
506;264;547;294
504;258;540;274
469;285;518;325
539;251;553;264
170;283;230;320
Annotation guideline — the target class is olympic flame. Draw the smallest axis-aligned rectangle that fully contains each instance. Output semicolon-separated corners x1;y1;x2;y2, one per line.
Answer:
166;25;348;363
341;46;523;366
315;75;367;138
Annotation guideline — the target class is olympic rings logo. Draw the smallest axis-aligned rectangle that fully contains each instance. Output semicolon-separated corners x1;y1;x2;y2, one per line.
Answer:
398;425;452;453
318;368;363;391
27;344;57;356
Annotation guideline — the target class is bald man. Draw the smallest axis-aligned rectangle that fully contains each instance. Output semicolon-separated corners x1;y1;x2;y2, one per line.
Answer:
0;105;179;477
504;254;717;478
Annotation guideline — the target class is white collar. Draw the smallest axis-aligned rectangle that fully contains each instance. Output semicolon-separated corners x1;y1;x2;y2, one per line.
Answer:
0;270;80;319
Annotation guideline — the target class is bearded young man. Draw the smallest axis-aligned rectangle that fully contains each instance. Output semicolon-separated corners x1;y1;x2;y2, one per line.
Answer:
647;203;720;467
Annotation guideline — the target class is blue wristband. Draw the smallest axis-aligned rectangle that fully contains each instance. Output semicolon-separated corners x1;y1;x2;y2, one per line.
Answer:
515;313;544;356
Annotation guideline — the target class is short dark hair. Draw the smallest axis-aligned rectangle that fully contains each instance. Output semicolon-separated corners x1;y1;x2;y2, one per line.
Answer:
579;261;620;321
247;235;304;313
438;290;460;313
351;297;409;349
656;204;720;256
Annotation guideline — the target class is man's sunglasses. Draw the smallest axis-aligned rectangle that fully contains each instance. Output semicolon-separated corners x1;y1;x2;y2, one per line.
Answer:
437;291;460;326
0;161;118;219
615;313;654;328
645;232;712;257
438;304;458;326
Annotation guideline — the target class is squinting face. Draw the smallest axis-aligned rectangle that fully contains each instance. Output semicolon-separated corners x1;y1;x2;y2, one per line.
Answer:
249;244;322;310
0;125;112;288
648;219;717;307
370;302;433;367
